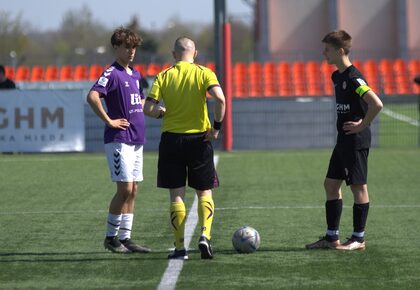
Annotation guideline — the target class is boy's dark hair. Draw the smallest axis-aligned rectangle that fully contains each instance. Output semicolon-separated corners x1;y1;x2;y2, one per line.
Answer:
0;65;5;75
111;27;142;48
322;30;352;55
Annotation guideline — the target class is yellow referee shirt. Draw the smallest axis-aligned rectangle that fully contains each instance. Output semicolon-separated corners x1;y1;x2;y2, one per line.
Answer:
148;61;220;133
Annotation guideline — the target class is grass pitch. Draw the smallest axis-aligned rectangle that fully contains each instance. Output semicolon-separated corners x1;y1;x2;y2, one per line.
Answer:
1;149;419;289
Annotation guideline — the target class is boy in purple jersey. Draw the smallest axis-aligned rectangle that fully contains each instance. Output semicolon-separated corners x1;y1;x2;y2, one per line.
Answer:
87;27;150;253
305;30;383;251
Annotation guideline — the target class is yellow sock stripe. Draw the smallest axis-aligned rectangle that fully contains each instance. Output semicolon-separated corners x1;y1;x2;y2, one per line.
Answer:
204;201;214;219
170;202;186;249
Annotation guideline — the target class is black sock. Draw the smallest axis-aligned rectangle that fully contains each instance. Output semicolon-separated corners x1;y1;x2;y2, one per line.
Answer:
353;202;370;241
325;199;343;241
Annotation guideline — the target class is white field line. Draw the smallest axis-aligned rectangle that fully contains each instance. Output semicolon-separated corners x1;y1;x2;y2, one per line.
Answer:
157;155;219;290
381;107;420;127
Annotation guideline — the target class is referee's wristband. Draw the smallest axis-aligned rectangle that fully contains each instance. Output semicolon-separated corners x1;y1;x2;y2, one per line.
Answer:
213;120;222;130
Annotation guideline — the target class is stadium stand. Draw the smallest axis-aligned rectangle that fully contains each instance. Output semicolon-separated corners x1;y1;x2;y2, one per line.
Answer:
262;62;277;97
363;60;380;93
248;61;263;97
88;64;103;81
29;66;45;82
59;65;73;81
407;59;420;94
15;66;30;82
5;66;14;80
74;65;88;81
277;62;293;96
233;62;247;97
379;59;396;94
305;61;322;96
133;64;147;76
45;65;59;81
320;61;334;96
291;61;306;96
9;59;420;96
161;63;172;70
146;63;161;76
206;62;215;72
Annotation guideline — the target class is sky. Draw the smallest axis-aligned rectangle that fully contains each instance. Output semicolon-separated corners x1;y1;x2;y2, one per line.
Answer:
1;0;253;31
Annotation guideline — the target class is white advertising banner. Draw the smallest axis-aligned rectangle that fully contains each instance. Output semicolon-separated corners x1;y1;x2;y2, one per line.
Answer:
0;90;85;152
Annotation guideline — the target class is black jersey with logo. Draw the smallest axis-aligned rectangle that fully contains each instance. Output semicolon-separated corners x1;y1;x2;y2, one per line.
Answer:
332;65;371;149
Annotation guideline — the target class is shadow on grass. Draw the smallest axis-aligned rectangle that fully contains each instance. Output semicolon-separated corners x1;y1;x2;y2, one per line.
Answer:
0;250;171;263
0;246;306;263
215;246;306;255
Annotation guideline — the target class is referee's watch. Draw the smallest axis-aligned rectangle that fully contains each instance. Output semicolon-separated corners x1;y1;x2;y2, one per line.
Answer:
213;120;222;130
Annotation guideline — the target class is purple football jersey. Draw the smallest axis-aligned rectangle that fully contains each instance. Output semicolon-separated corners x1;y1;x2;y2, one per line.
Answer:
90;62;146;145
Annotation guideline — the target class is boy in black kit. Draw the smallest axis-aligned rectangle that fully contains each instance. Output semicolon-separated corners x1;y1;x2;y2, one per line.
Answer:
306;30;383;251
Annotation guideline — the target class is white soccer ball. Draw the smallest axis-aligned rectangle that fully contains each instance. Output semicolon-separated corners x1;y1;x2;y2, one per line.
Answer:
232;226;261;253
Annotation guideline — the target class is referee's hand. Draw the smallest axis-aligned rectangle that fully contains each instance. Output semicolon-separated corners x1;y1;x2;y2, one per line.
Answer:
205;128;219;141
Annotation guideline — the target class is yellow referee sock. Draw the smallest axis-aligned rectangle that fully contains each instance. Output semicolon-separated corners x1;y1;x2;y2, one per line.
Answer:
170;202;186;250
198;195;215;240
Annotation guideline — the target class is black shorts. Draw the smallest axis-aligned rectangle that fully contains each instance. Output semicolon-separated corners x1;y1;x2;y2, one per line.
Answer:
326;145;369;186
157;132;219;190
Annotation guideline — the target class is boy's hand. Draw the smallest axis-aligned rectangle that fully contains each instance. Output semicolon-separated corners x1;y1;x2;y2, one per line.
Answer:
108;118;130;130
343;119;363;134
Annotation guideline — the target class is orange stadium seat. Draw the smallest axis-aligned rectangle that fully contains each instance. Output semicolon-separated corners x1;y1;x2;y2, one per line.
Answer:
363;60;380;94
15;66;30;81
30;66;45;82
248;62;263;96
291;61;306;96
146;63;161;76
205;62;215;72
277;62;292;96
320;61;335;96
161;63;173;70
262;62;278;96
233;62;247;97
352;60;364;75
393;59;410;94
133;64;146;76
379;59;396;94
74;65;88;81
4;66;14;80
408;59;420;94
59;65;73;81
45;65;59;81
89;64;103;81
305;61;322;96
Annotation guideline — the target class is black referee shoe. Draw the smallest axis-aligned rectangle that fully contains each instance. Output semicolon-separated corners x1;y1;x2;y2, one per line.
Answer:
198;236;213;259
168;248;189;260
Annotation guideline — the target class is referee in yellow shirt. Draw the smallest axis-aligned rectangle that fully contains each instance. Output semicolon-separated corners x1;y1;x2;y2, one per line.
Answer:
144;36;226;260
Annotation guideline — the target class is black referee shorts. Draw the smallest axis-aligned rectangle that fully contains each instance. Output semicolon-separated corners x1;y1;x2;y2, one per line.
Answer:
157;132;219;190
326;145;369;186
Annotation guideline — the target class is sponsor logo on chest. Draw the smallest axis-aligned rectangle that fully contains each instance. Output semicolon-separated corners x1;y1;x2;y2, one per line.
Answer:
336;103;350;114
130;93;141;105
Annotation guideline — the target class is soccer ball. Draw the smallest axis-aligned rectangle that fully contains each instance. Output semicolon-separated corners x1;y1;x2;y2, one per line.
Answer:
232;226;261;253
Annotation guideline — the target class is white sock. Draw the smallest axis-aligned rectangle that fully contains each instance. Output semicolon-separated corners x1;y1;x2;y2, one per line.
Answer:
106;213;122;237
326;229;339;237
352;231;365;238
119;213;134;240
